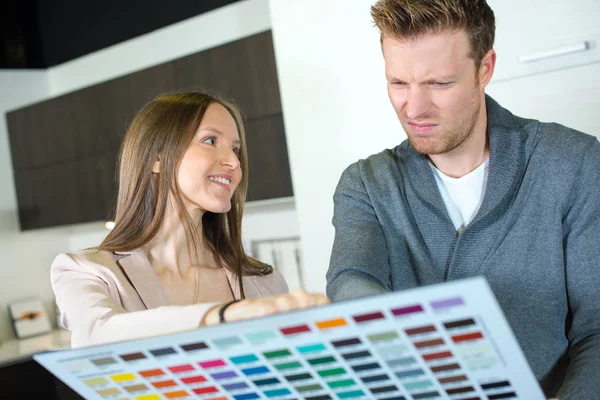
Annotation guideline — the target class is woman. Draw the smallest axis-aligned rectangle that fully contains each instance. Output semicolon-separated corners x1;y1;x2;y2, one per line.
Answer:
51;90;328;348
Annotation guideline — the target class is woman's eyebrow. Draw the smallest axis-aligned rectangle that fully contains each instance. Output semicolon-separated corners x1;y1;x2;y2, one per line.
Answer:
200;126;241;145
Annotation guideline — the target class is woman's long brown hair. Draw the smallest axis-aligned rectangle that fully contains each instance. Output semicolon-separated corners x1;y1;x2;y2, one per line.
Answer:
98;90;272;299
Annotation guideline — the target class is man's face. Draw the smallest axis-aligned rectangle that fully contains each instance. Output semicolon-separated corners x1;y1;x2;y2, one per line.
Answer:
383;29;489;156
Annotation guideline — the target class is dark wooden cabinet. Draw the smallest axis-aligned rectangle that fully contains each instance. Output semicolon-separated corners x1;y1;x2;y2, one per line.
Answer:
6;30;293;231
7;95;79;170
245;114;294;202
13;151;118;229
173;31;282;118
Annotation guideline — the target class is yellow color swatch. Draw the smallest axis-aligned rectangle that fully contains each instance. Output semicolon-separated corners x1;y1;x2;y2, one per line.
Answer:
110;373;136;382
136;395;162;400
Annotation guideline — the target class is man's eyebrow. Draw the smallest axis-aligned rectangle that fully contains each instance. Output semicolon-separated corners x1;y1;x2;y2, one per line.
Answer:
386;74;404;81
422;76;457;84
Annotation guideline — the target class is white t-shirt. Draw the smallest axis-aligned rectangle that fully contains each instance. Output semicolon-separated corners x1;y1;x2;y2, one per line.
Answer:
430;159;489;234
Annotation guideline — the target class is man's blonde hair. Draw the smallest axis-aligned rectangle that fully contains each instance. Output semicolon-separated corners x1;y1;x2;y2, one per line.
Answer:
371;0;495;68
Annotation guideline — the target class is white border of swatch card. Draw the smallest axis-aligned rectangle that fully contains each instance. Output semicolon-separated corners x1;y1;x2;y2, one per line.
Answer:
34;276;545;400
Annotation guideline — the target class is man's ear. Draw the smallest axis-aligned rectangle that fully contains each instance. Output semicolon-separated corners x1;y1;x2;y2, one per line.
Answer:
478;48;496;88
152;155;160;174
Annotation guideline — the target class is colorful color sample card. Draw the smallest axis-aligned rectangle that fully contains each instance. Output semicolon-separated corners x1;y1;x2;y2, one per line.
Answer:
34;277;545;400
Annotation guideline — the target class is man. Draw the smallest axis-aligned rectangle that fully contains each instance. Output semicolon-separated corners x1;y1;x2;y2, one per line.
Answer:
326;1;599;399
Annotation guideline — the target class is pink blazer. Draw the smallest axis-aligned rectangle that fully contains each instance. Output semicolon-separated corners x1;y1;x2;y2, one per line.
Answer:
51;249;289;348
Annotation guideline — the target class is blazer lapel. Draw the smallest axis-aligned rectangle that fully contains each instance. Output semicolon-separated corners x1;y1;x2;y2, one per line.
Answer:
224;269;268;299
114;249;171;309
115;250;260;304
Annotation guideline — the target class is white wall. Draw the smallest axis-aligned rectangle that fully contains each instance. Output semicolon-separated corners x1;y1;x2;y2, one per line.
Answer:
0;0;299;342
0;70;56;342
268;0;402;292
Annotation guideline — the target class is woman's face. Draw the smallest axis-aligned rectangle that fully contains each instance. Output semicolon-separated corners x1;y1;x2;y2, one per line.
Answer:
175;103;243;214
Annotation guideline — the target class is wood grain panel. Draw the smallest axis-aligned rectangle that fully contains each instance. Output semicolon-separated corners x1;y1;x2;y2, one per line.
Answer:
245;113;294;201
174;31;282;118
14;150;117;230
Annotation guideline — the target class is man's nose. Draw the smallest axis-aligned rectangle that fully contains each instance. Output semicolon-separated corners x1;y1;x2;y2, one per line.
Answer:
405;86;431;120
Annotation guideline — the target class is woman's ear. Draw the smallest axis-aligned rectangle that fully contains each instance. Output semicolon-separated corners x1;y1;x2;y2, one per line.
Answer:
152;155;160;174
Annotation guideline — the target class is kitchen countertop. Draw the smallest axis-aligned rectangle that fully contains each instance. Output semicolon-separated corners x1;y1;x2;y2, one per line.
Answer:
0;329;71;367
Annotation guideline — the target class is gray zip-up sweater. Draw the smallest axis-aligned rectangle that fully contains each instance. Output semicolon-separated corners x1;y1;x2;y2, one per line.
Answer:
327;95;600;399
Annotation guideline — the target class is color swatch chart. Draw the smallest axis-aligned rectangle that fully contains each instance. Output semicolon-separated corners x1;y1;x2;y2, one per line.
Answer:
34;276;545;400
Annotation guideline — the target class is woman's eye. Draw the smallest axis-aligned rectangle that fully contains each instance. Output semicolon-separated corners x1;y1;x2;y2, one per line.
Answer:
233;148;241;158
203;137;216;145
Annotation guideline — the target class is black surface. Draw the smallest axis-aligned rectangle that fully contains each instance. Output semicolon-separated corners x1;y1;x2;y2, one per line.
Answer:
1;0;242;68
0;358;83;399
0;0;43;68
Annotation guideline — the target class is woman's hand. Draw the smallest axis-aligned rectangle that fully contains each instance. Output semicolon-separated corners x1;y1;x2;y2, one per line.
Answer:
203;289;329;325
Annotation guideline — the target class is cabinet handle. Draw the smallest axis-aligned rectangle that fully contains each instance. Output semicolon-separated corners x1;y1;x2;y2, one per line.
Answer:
518;41;591;63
